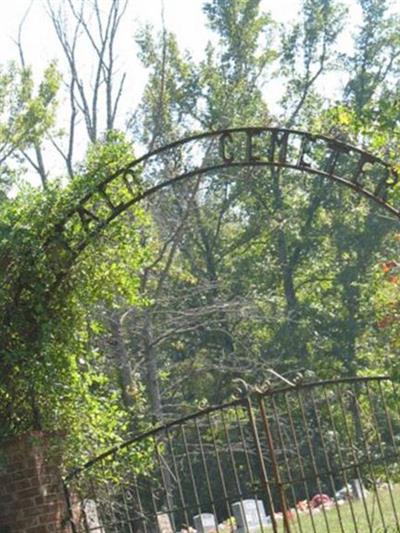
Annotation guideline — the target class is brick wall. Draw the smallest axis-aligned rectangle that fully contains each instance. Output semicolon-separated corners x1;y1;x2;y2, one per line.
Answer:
0;431;71;533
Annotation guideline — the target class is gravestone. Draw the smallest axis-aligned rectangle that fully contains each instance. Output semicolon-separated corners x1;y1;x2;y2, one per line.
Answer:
351;478;368;500
232;499;271;532
193;512;217;533
83;499;105;532
157;512;174;533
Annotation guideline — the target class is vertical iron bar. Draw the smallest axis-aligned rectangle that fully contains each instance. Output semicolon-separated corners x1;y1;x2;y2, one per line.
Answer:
207;412;233;525
295;387;331;533
88;476;103;531
283;392;318;533
151;485;161;533
235;405;258;489
336;384;373;531
166;426;191;529
350;384;386;530
269;393;305;533
63;479;78;533
148;440;163;533
365;381;399;528
379;380;400;457
220;408;253;533
220;408;244;493
257;393;291;533
390;380;400;421
233;405;268;533
99;460;120;529
121;484;135;533
154;435;175;530
194;417;220;532
181;425;202;518
377;380;400;525
245;395;279;533
133;473;149;533
309;388;345;533
321;386;359;533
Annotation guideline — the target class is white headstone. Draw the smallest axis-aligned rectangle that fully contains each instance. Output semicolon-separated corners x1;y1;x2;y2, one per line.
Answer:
351;478;368;500
83;499;105;532
232;499;271;532
193;512;217;533
157;512;174;533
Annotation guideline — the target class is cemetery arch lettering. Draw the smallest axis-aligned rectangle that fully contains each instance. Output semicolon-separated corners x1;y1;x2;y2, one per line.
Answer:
57;127;400;533
39;126;399;291
4;129;400;532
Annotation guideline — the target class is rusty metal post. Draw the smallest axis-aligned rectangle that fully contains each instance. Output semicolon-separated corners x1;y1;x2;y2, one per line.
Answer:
257;393;292;533
244;395;279;533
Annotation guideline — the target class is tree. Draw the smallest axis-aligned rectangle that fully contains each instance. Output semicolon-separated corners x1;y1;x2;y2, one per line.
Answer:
0;128;149;464
1;0;399;462
0;61;59;194
129;0;400;424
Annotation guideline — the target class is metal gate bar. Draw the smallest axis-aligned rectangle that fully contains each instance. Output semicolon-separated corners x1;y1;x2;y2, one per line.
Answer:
64;376;400;533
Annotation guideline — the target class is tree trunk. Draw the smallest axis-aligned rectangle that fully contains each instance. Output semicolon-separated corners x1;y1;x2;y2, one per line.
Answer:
143;311;164;423
109;314;134;410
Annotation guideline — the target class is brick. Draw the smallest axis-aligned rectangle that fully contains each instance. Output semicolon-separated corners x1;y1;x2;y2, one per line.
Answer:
13;515;40;529
25;526;48;533
0;512;17;525
0;493;14;505
15;497;36;510
39;513;60;525
6;467;37;481
22;505;48;518
18;487;43;499
0;433;69;533
14;478;33;491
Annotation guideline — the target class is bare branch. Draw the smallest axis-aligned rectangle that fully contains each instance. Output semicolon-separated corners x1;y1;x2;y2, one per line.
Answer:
13;0;34;68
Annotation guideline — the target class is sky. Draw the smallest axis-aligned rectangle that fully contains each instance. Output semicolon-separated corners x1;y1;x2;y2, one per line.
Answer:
0;0;305;183
0;1;303;99
0;0;365;120
1;0;359;77
0;0;376;184
0;0;368;116
0;1;303;64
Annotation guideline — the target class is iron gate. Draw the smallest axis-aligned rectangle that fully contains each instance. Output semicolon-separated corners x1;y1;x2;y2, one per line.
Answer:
64;376;400;533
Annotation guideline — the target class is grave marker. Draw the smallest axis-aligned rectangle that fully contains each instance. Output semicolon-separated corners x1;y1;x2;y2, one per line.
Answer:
83;499;105;532
232;499;271;532
193;512;217;533
157;512;174;533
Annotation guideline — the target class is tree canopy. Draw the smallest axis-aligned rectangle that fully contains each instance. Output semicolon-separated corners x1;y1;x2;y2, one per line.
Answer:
0;0;399;466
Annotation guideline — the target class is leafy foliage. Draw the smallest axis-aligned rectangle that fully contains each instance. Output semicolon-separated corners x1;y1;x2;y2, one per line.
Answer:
1;0;400;471
0;129;148;462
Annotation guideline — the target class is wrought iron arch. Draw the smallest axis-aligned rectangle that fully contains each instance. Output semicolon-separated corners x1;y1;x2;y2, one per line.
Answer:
43;127;399;286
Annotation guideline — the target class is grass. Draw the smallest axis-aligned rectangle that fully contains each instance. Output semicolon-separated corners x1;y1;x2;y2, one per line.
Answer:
275;485;400;532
